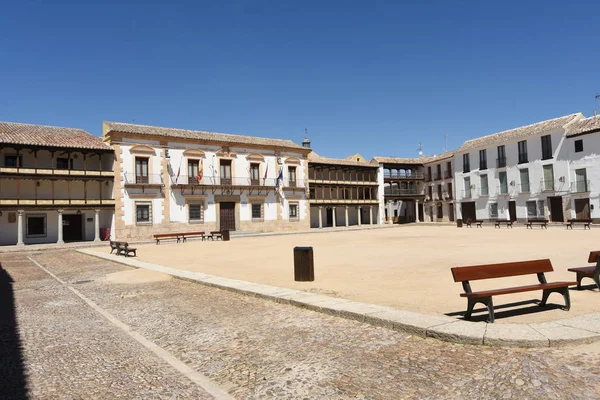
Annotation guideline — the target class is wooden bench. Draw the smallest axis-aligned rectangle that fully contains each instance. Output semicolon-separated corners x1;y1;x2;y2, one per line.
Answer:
209;231;223;241
494;220;513;229
153;233;182;244
465;219;483;228
526;219;548;229
568;251;600;290
566;219;593;230
180;231;206;242
451;259;576;323
116;242;137;257
109;240;119;254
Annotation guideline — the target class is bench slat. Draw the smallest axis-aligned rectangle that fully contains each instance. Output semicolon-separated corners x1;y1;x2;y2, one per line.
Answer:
460;281;577;298
451;259;553;282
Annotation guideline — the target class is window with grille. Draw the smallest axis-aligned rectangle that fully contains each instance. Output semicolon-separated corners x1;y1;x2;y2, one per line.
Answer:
518;141;528;164
541;135;552;160
251;203;263;220
479;149;487;170
189;202;204;222
520;169;530;192
499;171;508;194
136;202;152;224
289;202;299;220
26;214;47;237
575;140;583;153
480;175;489;196
489;203;498;218
462;154;470;173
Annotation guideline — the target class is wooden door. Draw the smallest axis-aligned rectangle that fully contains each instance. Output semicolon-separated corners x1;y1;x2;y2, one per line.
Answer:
135;157;149;183
575;198;591;219
460;202;476;222
63;214;83;242
448;203;455;222
220;160;232;185
219;202;236;231
549;197;564;222
509;201;517;221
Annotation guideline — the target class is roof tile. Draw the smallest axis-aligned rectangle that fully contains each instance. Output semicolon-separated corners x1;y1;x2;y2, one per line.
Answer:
0;121;110;151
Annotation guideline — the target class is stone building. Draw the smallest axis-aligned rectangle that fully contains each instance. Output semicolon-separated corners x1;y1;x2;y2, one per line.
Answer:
307;152;380;228
0;122;115;246
103;121;311;239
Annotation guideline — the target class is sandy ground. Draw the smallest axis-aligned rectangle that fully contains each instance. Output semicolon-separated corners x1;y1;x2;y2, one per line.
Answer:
99;225;600;324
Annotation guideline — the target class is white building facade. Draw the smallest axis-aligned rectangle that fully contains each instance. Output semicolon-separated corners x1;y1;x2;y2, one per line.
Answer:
453;113;591;223
422;152;455;222
104;122;311;240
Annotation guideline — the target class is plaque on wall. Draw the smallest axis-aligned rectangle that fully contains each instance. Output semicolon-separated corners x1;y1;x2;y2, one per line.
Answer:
87;218;93;223
8;212;16;223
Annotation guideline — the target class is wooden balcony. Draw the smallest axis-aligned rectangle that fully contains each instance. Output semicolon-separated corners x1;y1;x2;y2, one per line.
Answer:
0;197;115;207
0;166;113;179
383;172;424;181
308;198;379;205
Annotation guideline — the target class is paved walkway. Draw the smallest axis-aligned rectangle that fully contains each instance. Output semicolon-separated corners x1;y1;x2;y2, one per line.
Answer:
81;248;600;348
3;249;600;398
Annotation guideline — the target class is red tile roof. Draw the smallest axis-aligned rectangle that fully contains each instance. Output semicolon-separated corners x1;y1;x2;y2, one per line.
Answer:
0;121;110;151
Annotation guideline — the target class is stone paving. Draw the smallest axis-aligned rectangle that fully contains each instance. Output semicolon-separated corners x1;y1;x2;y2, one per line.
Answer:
2;250;600;398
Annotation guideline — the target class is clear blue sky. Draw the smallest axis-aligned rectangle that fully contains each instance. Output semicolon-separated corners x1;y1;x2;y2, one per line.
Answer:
1;1;599;159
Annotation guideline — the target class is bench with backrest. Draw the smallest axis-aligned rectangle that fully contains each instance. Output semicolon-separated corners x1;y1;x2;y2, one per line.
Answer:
451;259;576;323
568;251;600;290
180;231;206;242
566;219;593;230
209;231;223;241
153;233;182;244
110;240;119;254
493;220;513;229
116;242;137;257
526;219;548;229
465;219;483;228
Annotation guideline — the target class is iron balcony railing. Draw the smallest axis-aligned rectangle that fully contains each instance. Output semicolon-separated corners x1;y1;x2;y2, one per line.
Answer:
571;180;590;193
480;186;489;196
384;188;423;196
479;161;487;170
170;175;306;188
434;173;442;181
518;183;531;193
540;179;555;192
124;173;164;185
383;172;424;179
496;157;507;168
497;184;509;195
444;171;452;179
462;189;472;198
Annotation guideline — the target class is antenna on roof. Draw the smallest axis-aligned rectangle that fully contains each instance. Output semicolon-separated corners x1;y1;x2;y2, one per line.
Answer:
595;94;600;117
444;134;448;153
417;142;423;157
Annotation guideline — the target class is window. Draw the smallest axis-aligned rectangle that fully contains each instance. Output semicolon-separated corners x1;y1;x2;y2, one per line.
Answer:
462;154;470;173
436;164;442;180
136;202;152;224
188;160;200;184
479;149;487;170
251;203;264;220
288;166;297;187
437;184;442;199
517;140;528;164
427;166;432;181
499;171;508;194
220;160;232;184
289;202;299;221
527;200;545;218
135;157;149;184
480;174;489;196
575;139;583;153
188;202;204;222
543;165;554;191
575;168;588;192
26;214;46;237
4;154;22;168
446;161;452;177
520;168;530;193
57;157;73;170
497;145;506;168
250;163;260;185
541;135;552;160
464;177;471;198
489;203;498;218
428;186;433;199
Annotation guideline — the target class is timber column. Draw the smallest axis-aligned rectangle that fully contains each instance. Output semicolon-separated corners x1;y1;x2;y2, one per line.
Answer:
318;206;323;229
17;210;24;246
94;209;101;242
57;210;64;244
344;206;349;227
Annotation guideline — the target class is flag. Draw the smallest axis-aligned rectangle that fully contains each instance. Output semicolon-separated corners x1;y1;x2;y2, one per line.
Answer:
176;167;181;184
275;167;284;198
196;162;203;183
263;163;269;185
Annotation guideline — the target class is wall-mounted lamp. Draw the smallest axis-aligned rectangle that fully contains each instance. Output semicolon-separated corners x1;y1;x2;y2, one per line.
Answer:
36;181;40;187
559;176;565;183
0;210;3;217
105;181;109;186
77;210;82;215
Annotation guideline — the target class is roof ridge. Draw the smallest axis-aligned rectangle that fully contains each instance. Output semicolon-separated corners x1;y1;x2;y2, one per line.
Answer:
0;120;88;132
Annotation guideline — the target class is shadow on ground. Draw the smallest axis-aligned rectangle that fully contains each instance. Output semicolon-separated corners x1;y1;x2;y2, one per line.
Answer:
446;299;566;322
0;263;28;399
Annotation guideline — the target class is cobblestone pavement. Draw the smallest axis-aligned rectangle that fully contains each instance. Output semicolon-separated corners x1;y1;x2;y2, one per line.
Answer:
3;250;600;399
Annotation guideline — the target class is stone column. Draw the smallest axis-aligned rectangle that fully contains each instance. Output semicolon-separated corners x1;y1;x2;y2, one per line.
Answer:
345;206;349;227
17;210;24;246
387;200;393;224
369;206;373;224
332;207;337;227
358;207;362;226
57;210;64;244
94;209;101;242
415;200;420;223
371;206;376;225
318;206;323;229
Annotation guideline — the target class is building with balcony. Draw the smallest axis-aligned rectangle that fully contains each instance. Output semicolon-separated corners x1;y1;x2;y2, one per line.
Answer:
422;152;455;222
307;152;379;228
453;113;586;223
103;121;311;239
372;157;428;223
0;122;115;246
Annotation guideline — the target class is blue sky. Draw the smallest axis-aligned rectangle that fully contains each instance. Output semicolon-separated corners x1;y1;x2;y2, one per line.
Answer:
1;1;599;159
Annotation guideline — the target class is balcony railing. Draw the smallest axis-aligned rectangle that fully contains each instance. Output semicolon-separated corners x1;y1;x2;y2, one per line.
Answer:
479;161;487;170
383;172;424;180
496;157;507;168
462;189;472;198
518;183;531;193
384;188;423;196
540;180;554;192
497;184;509;195
0;196;114;206
170;175;306;188
443;191;453;200
0;165;113;177
480;186;489;196
571;180;590;193
434;173;442;181
444;171;452;179
124;173;164;186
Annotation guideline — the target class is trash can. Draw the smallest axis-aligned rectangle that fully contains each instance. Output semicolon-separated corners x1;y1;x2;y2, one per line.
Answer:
222;230;230;241
294;246;314;282
457;219;463;228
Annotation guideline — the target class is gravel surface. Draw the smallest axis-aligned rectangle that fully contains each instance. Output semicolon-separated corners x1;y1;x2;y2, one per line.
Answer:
2;249;600;399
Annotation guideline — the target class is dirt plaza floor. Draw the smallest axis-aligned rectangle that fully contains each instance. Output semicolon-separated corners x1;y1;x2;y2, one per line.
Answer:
105;224;600;324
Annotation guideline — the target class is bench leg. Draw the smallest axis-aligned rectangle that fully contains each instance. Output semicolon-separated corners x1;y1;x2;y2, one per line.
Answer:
465;296;494;323
541;287;571;310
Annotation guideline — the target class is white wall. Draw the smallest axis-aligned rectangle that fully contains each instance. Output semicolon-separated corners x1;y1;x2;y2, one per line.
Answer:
562;133;600;219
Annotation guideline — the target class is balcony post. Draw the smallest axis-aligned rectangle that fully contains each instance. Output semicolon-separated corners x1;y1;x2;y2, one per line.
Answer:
416;200;420;223
17;210;24;246
318;206;323;229
358;206;362;226
370;205;375;225
332;207;337;227
57;209;64;244
94;209;100;242
345;206;349;227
